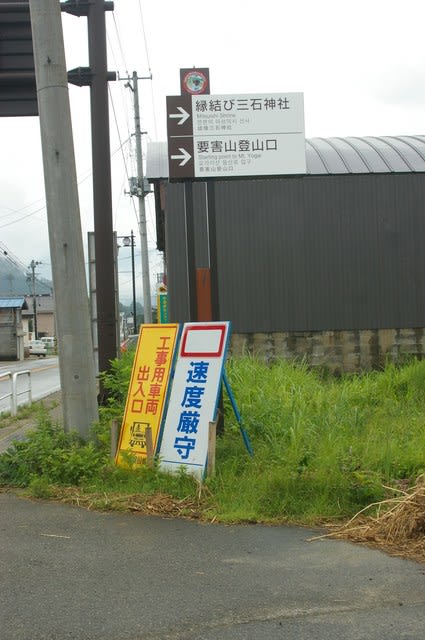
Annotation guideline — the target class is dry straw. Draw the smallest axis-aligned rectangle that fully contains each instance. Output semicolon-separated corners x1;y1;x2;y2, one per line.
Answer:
315;476;425;563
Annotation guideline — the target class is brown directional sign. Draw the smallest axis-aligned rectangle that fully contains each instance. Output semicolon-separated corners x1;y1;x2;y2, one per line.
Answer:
166;94;192;136
167;136;195;180
166;94;195;179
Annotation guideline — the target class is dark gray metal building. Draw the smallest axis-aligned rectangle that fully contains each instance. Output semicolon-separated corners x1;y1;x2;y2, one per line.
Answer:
147;136;425;371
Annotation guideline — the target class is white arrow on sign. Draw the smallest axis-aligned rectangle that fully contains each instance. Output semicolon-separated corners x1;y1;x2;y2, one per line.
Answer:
168;107;190;126
170;148;192;166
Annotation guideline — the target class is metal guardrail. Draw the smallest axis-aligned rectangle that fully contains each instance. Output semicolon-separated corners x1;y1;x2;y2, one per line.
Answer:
0;370;32;416
0;371;12;411
12;371;32;415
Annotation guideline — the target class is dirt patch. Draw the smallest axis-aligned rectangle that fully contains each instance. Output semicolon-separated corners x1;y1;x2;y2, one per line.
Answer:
52;488;206;520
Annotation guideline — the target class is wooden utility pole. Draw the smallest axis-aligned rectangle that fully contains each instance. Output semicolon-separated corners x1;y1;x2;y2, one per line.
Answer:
87;0;118;378
29;0;98;437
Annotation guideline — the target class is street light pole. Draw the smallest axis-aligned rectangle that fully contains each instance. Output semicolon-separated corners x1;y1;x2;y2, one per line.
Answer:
118;232;137;334
129;231;137;333
28;259;41;339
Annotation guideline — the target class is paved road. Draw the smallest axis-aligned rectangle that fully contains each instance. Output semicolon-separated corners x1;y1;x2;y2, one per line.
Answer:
1;492;424;639
0;357;60;414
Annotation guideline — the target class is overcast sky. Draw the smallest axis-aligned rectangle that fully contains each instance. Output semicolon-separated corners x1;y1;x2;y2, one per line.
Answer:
1;0;424;303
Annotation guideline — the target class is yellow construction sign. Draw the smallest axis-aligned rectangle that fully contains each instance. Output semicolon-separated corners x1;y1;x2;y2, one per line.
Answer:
115;324;180;466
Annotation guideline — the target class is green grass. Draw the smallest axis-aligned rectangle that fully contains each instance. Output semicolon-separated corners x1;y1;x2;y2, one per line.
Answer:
212;357;425;523
1;355;425;526
0;403;35;427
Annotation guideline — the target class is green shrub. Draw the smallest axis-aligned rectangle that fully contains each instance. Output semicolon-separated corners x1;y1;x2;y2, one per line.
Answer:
0;417;108;487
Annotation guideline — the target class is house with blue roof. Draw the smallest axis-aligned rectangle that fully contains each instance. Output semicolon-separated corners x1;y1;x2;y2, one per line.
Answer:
0;297;28;360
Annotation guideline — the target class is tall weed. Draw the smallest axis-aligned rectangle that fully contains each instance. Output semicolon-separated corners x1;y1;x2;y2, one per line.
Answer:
2;354;425;525
218;357;425;521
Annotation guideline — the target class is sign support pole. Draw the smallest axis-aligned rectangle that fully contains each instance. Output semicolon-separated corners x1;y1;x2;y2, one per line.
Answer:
222;370;253;456
206;181;220;321
184;182;198;321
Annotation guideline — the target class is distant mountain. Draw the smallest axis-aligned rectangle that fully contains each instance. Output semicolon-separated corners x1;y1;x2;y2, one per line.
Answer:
0;250;52;297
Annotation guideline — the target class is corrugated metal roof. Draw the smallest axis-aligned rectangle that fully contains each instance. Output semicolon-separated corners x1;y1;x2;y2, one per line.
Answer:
0;297;27;309
307;136;425;174
23;294;54;313
146;136;425;179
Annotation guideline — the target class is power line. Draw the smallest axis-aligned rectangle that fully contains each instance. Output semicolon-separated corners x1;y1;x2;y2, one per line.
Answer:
106;4;159;249
108;83;131;182
110;11;129;76
137;1;152;74
0;205;47;229
106;21;133;140
0;198;44;220
0;240;31;273
0;138;131;231
133;1;158;139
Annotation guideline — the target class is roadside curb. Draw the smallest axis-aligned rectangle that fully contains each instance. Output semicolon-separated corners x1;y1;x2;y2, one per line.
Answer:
0;391;63;454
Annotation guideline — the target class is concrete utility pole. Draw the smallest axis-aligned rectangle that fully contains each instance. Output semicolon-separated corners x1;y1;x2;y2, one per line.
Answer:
60;0;117;396
29;0;98;437
128;71;152;323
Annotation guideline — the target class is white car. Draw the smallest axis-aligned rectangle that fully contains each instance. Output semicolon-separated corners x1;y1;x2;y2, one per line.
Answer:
41;336;56;350
28;340;47;357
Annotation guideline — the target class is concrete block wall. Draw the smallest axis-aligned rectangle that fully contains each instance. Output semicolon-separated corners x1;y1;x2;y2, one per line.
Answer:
230;328;425;373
